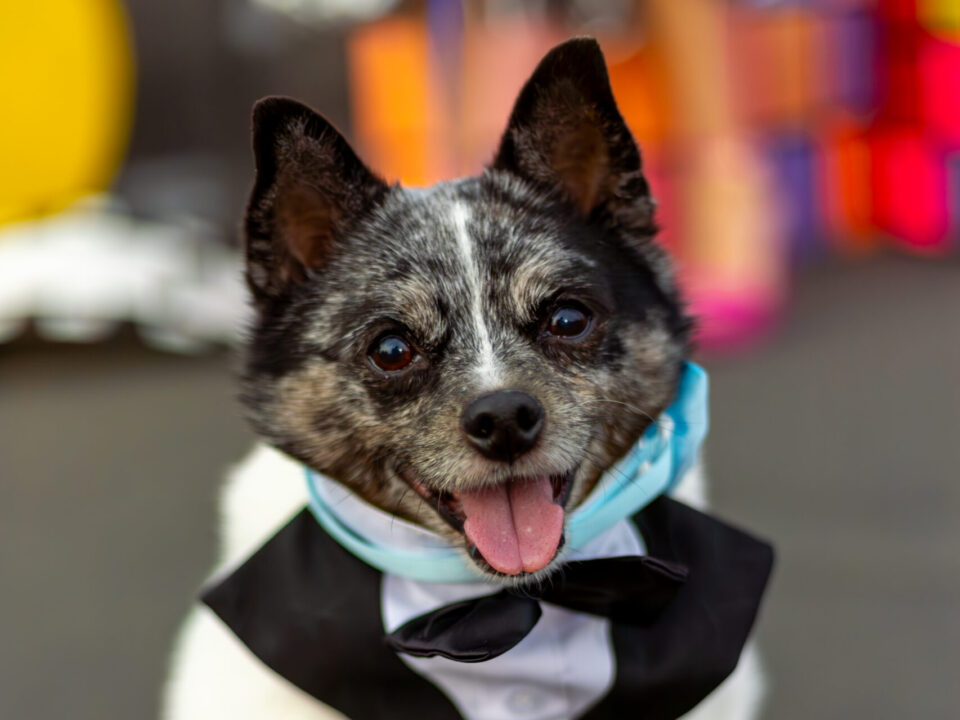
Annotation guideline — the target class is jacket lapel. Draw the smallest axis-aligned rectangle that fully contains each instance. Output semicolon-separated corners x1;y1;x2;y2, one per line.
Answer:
201;509;462;719
581;497;774;720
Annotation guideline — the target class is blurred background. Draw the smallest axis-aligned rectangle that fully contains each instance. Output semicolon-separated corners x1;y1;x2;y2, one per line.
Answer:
1;0;958;718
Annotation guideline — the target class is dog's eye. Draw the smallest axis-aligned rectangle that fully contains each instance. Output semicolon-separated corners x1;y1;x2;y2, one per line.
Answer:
370;335;413;372
547;304;591;339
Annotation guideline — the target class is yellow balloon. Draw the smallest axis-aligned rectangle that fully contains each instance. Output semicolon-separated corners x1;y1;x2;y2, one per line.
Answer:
0;0;134;225
919;0;960;39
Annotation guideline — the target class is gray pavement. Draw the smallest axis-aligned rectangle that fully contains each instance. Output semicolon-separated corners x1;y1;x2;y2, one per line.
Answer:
2;254;957;719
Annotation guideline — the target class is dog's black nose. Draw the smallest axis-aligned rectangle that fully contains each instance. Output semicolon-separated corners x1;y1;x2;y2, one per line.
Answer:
461;391;544;462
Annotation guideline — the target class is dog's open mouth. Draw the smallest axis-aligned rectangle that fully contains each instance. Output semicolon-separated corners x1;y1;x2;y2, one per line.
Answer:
401;470;575;576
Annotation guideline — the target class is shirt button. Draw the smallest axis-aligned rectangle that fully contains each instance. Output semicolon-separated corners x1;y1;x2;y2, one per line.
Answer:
505;688;544;713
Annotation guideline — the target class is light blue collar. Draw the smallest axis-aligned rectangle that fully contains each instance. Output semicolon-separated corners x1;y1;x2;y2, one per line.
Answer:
305;362;708;583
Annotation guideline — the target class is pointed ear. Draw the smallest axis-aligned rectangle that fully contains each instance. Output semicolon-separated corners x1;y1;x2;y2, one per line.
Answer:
492;38;654;235
244;97;388;302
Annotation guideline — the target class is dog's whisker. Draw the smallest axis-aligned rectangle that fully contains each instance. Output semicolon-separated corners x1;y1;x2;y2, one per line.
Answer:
586;396;708;430
391;486;415;533
583;397;667;429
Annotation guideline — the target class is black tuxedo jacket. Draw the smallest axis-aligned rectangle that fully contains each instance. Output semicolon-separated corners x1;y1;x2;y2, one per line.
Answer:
203;496;773;720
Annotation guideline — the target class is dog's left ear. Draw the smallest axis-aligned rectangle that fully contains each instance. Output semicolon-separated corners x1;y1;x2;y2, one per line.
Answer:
492;38;654;236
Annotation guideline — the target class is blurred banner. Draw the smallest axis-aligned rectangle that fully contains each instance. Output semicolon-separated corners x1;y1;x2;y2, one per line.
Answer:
346;0;960;348
1;0;958;352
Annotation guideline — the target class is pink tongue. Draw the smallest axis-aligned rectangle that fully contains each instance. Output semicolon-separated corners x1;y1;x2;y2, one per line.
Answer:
459;477;564;575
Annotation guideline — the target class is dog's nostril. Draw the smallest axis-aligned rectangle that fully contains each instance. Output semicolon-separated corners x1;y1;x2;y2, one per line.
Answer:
515;404;539;432
474;414;495;439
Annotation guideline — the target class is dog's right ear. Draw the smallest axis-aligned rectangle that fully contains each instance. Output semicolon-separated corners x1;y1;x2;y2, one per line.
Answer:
491;38;654;239
244;97;388;302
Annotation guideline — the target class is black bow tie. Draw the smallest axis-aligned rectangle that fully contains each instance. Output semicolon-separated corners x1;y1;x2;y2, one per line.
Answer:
386;555;689;663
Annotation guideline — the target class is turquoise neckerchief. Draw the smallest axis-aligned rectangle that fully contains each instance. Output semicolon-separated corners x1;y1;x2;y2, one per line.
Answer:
305;362;708;583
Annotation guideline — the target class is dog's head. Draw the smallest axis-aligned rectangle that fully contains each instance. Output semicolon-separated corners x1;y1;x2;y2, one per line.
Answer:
240;38;691;581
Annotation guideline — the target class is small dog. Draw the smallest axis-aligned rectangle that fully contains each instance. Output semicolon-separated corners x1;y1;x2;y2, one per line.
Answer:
162;38;768;720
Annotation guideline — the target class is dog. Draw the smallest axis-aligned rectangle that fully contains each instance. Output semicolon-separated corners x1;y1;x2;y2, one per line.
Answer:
162;38;770;720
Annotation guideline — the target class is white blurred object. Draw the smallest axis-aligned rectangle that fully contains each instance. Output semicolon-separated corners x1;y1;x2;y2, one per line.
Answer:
0;199;248;354
251;0;398;24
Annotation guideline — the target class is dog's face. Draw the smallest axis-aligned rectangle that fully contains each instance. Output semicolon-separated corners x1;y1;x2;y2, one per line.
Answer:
240;39;691;581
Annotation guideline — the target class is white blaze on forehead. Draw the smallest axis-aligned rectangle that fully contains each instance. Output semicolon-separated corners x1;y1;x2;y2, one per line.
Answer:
450;201;499;385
